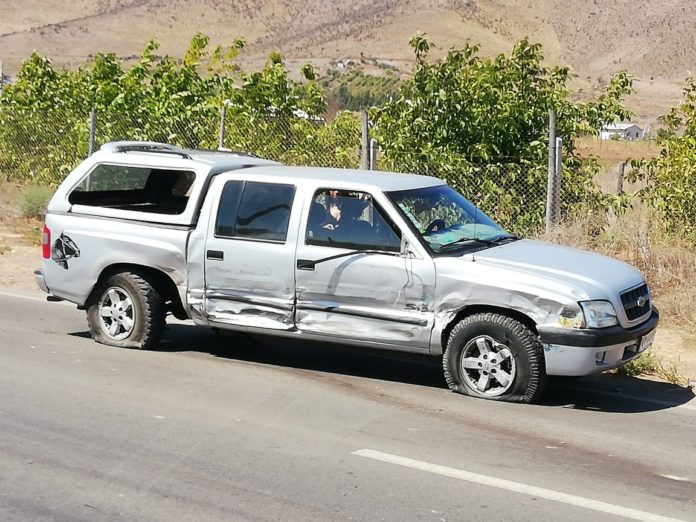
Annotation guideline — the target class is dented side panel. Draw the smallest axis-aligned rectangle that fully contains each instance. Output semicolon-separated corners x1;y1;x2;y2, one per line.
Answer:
200;176;301;330
42;212;189;306
294;186;437;351
295;246;436;349
203;246;297;329
430;255;582;355
186;192;213;325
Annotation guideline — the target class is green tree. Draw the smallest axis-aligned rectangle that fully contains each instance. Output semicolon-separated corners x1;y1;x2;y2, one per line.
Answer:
0;34;340;185
370;35;634;231
629;77;696;237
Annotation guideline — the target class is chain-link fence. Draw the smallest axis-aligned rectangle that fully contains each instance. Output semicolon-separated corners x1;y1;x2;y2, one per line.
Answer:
90;109;363;168
0;107;92;186
0;105;613;233
219;110;362;168
375;150;608;235
0;107;363;186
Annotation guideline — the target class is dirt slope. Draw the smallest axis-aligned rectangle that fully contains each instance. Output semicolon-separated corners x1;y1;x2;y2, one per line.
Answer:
0;1;693;117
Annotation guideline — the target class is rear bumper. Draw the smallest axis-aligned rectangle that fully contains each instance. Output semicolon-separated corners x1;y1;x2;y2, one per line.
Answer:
34;268;49;294
538;310;659;376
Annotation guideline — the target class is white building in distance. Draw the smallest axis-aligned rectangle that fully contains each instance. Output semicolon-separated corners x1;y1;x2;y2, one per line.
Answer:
600;122;644;141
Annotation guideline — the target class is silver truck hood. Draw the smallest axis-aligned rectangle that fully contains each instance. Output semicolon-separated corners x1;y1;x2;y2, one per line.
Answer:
432;239;646;331
465;239;644;300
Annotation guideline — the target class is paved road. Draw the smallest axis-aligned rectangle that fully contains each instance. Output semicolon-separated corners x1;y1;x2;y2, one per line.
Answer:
1;291;695;522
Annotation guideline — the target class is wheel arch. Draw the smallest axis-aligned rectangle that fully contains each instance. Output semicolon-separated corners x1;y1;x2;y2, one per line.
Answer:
84;263;186;319
440;305;539;355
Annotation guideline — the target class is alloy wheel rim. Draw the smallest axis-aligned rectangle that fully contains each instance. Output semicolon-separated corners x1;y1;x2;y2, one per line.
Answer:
98;286;136;341
460;335;516;396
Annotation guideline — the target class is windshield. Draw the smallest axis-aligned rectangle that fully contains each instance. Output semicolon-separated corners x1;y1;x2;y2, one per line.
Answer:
388;184;512;254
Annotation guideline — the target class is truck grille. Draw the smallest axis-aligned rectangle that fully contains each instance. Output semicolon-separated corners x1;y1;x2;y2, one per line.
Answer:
620;284;651;321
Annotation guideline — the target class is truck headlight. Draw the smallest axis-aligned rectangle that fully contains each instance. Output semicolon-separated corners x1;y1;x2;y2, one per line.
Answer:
580;300;618;328
557;305;585;329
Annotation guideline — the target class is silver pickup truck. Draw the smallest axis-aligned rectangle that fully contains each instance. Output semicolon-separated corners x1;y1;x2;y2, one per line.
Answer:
36;141;659;403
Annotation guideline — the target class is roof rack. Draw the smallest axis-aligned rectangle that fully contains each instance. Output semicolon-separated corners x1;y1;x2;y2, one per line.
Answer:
191;147;260;159
100;141;192;160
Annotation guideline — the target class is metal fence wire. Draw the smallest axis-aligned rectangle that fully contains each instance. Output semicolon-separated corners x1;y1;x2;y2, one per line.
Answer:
0;107;91;186
0;108;364;186
0;106;610;233
92;109;364;169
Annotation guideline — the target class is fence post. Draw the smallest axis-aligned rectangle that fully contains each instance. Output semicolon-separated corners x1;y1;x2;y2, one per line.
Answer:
218;105;227;150
552;136;562;224
361;111;370;170
617;161;625;194
87;108;97;157
369;138;378;171
545;110;557;234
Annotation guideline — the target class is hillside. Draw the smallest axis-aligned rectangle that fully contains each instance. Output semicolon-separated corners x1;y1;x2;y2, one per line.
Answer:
1;0;694;118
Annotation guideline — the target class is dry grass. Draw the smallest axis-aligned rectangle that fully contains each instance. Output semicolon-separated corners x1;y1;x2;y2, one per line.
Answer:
0;183;43;245
542;203;696;326
619;351;684;385
0;1;693;119
575;137;661;165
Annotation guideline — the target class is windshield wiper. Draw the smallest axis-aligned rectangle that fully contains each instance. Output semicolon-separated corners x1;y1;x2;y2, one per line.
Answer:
489;234;520;244
439;234;519;252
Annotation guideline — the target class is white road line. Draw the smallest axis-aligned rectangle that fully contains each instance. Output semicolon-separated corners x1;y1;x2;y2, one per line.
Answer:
0;289;72;306
352;449;689;522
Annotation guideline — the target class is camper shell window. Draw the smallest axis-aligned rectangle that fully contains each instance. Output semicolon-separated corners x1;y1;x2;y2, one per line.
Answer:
68;164;196;215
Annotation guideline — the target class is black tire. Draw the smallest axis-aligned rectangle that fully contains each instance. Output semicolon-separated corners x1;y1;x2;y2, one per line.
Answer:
86;271;165;349
443;312;546;403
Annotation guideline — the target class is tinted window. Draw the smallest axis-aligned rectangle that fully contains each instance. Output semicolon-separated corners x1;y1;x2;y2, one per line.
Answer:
216;181;295;242
306;189;401;251
68;164;195;215
215;181;243;237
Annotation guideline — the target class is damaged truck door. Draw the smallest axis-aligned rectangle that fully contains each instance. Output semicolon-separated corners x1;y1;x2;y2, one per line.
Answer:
202;177;298;330
294;188;436;350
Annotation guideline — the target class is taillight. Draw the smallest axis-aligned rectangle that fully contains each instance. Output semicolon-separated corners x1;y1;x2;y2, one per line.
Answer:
42;225;51;259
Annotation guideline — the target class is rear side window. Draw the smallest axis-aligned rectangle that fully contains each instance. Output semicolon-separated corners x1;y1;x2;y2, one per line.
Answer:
68;164;195;215
215;181;295;242
215;181;243;238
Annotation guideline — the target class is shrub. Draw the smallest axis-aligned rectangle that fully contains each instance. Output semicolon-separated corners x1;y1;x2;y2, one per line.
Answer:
0;34;328;186
19;185;53;218
619;352;660;377
629;77;696;239
370;35;635;231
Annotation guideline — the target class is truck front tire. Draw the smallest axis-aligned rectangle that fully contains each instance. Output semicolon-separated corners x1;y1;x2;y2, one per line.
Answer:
86;271;165;350
443;312;547;403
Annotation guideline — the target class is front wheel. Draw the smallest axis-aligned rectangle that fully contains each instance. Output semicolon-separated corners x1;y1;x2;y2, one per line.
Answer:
86;271;165;349
443;312;546;403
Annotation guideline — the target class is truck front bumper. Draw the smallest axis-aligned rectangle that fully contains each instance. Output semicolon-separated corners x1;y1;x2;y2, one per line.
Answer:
538;310;659;376
34;268;49;294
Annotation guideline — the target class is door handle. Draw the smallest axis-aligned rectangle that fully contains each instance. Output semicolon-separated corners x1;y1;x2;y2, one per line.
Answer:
207;250;224;261
297;259;315;271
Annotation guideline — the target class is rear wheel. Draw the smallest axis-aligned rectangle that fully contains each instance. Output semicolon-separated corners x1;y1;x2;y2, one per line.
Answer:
443;312;546;403
86;271;165;349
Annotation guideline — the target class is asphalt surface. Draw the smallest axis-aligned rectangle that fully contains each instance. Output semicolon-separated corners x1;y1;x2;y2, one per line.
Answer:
0;291;695;522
